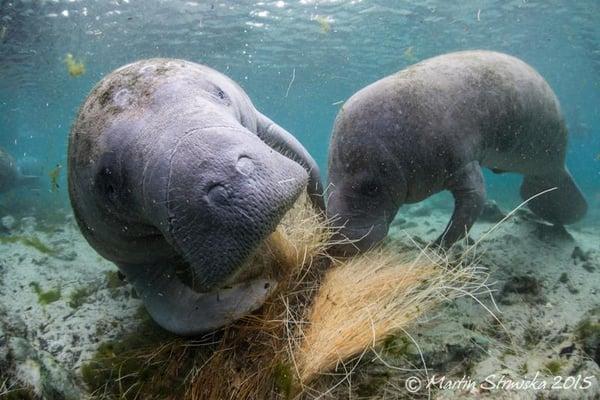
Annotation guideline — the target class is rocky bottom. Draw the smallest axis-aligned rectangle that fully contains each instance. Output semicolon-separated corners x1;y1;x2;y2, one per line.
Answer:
0;196;599;399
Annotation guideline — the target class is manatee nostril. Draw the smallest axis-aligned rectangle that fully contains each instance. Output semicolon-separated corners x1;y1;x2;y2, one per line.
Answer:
264;282;270;290
207;184;230;205
236;155;255;176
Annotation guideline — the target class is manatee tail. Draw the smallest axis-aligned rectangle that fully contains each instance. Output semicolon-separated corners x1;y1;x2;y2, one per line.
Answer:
17;175;40;189
520;169;587;225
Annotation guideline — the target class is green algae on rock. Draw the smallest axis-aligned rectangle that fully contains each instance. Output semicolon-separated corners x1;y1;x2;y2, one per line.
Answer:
0;235;57;256
29;282;61;305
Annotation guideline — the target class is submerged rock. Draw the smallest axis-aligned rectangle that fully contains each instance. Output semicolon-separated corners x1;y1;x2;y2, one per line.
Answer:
20;216;37;234
499;275;546;305
1;215;16;231
383;320;489;373
9;337;85;400
572;246;592;263
1;314;84;400
532;222;574;242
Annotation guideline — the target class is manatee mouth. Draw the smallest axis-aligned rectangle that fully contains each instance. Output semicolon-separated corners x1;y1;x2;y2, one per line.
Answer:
162;127;309;292
328;221;389;256
178;277;279;329
122;260;279;336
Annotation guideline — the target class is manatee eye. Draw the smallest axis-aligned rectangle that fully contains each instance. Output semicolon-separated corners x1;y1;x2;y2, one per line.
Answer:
207;84;231;105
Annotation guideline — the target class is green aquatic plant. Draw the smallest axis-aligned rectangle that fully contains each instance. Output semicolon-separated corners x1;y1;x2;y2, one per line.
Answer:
272;362;293;399
381;333;412;358
523;317;543;348
105;270;127;298
105;270;126;289
403;46;417;63
68;286;95;308
518;361;528;375
543;360;563;375
22;236;55;255
0;376;36;400
64;54;85;77
29;282;61;305
0;235;56;255
48;164;62;192
313;15;331;33
575;317;600;341
80;319;191;400
574;316;600;364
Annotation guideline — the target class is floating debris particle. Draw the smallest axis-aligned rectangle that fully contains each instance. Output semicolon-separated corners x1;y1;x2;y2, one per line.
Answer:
285;67;296;98
314;15;331;33
403;46;417;63
64;53;86;77
48;163;62;192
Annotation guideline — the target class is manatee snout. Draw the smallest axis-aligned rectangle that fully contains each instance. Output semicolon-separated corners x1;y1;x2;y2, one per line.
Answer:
326;180;398;256
161;127;308;291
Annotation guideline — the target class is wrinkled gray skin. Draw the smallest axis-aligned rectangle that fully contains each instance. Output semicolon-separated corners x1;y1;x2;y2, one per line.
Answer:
328;50;587;255
68;59;324;335
0;147;39;193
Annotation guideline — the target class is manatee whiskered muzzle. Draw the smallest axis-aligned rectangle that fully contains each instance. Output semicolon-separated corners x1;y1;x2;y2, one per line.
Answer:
327;219;390;256
162;139;310;293
182;175;308;292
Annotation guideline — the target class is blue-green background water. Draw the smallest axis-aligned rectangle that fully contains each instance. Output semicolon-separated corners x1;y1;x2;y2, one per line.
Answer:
0;0;598;224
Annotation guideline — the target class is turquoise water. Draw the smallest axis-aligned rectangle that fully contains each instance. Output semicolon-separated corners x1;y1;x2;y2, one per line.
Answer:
0;0;599;223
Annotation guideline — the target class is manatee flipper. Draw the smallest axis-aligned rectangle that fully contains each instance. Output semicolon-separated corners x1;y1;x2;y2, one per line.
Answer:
255;112;325;211
435;161;486;248
118;263;277;336
520;168;587;225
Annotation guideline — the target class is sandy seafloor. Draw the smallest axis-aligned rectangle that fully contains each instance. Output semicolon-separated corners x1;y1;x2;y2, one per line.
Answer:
0;194;599;399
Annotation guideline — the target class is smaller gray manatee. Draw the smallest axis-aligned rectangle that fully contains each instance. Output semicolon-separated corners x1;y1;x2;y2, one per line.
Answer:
327;50;587;255
68;59;324;335
0;147;39;194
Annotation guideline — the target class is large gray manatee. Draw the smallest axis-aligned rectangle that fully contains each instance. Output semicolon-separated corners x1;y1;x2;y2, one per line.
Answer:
327;50;587;254
68;59;324;335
